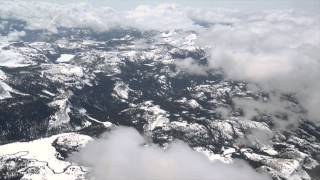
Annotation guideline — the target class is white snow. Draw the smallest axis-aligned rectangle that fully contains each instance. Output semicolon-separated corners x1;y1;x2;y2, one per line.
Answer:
57;54;75;63
0;49;31;67
233;118;271;132
148;116;170;131
175;98;201;109
242;149;301;178
42;90;56;96
194;147;233;164
170;121;209;141
42;64;84;84
85;114;113;128
48;94;73;130
261;146;279;156
0;80;28;100
170;120;189;128
113;82;130;100
0;81;12;99
0;32;31;67
0;133;92;173
0;70;6;80
142;102;170;131
188;99;200;109
21;165;86;180
223;147;236;156
78;108;113;128
123;101;170;131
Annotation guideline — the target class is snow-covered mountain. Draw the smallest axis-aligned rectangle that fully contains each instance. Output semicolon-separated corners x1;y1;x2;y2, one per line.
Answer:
0;3;319;180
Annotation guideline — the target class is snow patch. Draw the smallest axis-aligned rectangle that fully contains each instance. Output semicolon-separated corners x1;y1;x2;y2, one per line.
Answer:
0;80;28;100
113;81;130;100
56;54;75;63
0;133;91;173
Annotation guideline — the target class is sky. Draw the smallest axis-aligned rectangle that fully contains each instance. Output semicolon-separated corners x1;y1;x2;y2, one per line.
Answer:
30;0;320;13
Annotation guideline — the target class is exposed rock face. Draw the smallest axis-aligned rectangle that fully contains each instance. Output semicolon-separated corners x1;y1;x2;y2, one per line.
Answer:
52;134;92;159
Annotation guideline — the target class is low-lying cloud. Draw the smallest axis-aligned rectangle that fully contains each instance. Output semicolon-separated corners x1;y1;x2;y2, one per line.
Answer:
0;1;200;32
70;126;270;180
174;58;209;76
188;11;320;126
0;1;123;33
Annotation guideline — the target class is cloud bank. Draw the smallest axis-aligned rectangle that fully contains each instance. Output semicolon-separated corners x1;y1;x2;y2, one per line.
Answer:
193;11;320;126
70;127;270;180
0;1;123;33
0;1;200;32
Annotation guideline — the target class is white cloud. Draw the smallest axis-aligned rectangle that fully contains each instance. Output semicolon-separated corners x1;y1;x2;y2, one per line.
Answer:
174;58;209;75
70;126;271;180
233;95;304;130
0;1;199;32
0;1;123;33
194;11;320;125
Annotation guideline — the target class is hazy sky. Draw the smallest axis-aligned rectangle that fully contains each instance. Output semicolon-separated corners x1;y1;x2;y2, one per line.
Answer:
31;0;320;13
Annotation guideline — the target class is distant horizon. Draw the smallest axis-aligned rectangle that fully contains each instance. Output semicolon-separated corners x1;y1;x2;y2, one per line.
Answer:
13;0;320;13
